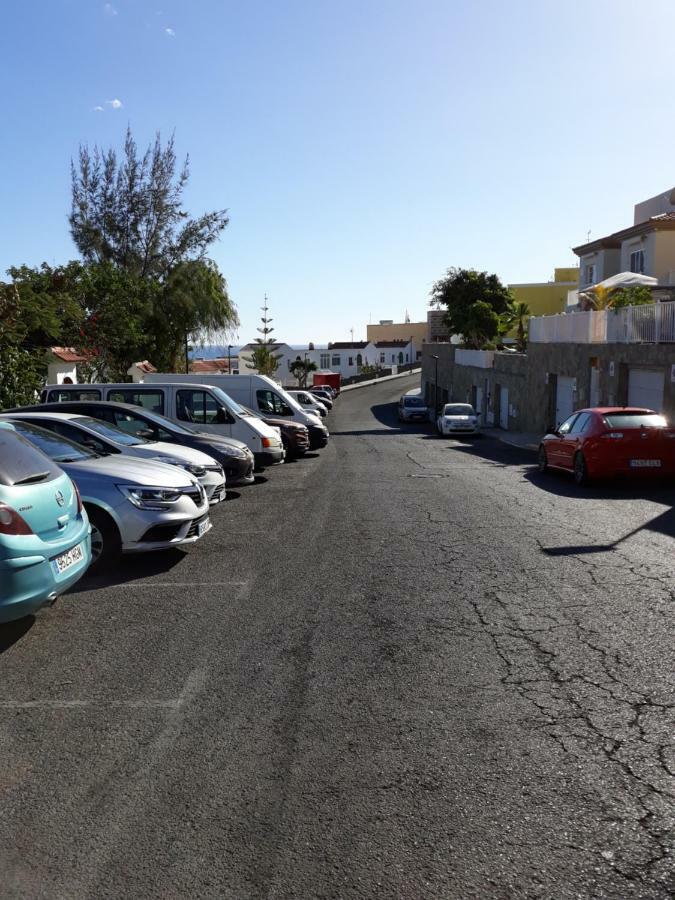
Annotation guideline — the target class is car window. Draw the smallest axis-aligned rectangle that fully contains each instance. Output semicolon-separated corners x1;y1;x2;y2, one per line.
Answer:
47;389;102;402
107;389;165;414
0;428;62;485
177;389;221;424
112;410;160;439
443;404;475;416
603;413;667;429
570;413;592;435
9;420;97;462
558;414;578;435
404;397;426;408
256;390;291;416
74;417;151;445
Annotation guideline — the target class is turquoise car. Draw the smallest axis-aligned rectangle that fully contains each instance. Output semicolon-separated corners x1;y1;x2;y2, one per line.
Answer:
0;423;91;623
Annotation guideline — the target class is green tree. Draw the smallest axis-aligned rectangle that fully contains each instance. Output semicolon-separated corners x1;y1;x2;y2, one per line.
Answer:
430;268;513;348
289;357;318;388
0;283;44;407
244;297;283;377
610;285;654;309
6;262;84;350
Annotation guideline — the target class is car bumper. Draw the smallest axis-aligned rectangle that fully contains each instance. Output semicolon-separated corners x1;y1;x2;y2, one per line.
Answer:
401;413;428;422
308;425;329;449
254;446;285;469
109;497;212;553
443;426;478;435
0;532;92;623
222;457;255;486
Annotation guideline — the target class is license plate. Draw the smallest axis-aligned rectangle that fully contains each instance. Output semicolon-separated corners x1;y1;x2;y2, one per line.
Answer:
52;543;85;575
197;518;210;537
629;459;661;468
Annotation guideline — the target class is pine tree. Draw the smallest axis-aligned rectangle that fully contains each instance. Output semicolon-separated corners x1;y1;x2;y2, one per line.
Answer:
244;296;283;376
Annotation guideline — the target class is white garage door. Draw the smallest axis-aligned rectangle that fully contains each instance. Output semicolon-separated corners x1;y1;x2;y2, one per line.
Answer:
499;387;509;429
628;368;665;412
555;376;575;427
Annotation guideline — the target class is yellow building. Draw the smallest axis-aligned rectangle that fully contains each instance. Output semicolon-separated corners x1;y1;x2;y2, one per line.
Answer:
366;320;427;350
508;267;579;317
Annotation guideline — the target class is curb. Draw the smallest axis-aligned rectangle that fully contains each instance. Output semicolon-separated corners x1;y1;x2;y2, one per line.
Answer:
340;369;422;392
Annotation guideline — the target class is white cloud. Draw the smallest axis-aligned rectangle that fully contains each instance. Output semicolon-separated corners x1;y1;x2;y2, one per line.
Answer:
106;98;123;109
93;105;104;112
164;26;175;36
103;3;117;15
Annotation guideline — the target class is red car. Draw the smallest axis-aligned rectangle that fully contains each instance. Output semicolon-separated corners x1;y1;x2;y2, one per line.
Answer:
538;407;675;485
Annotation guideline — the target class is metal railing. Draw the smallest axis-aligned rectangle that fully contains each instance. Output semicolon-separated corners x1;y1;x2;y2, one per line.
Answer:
529;301;675;344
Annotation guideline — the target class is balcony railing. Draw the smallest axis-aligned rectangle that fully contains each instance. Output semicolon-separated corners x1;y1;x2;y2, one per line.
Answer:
529;300;675;344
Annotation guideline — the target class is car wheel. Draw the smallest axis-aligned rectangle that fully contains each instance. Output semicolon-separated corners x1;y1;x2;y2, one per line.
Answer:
573;452;588;486
537;445;548;473
86;505;121;571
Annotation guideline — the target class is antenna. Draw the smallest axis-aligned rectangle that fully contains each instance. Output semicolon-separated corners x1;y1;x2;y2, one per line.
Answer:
350;326;354;343
586;229;591;243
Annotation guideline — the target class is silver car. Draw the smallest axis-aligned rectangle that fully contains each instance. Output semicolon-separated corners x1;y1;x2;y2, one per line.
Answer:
2;411;226;505
6;420;211;569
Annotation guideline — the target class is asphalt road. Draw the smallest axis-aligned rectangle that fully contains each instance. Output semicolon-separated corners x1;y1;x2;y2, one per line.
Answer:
1;374;673;899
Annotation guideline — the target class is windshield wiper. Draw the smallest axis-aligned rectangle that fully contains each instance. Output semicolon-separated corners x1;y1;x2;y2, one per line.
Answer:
13;471;50;485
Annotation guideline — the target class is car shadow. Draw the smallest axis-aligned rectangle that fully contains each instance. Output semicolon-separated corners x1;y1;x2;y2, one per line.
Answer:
68;547;188;593
0;615;35;654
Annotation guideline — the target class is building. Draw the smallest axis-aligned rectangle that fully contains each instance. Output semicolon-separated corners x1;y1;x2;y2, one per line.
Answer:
509;267;579;317
46;347;88;385
367;319;426;357
189;357;235;375
427;309;452;343
574;188;675;290
369;339;414;367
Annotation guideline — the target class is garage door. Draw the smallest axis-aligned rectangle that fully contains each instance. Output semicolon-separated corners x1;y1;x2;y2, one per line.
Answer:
555;376;575;427
628;368;665;412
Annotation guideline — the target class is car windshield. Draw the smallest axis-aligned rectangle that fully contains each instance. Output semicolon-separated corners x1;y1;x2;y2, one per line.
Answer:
603;412;667;429
443;404;474;416
210;386;246;416
8;420;97;462
75;416;153;445
116;407;194;436
404;397;426;407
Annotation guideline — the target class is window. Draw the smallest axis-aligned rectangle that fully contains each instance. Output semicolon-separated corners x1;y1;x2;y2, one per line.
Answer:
570;412;592;435
379;352;385;363
558;414;579;435
256;389;291;416
331;354;341;367
356;353;363;367
320;353;330;368
111;410;171;441
630;249;645;274
47;389;101;402
391;354;395;363
398;352;404;364
603;412;666;429
584;264;596;285
348;356;353;366
176;390;221;424
107;389;164;414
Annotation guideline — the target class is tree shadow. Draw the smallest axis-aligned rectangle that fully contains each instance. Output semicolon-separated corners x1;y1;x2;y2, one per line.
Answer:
0;615;35;654
68;547;188;593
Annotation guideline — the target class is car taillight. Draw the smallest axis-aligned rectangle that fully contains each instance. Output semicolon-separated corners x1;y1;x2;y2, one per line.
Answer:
262;437;273;448
602;432;624;440
0;503;34;536
72;480;83;513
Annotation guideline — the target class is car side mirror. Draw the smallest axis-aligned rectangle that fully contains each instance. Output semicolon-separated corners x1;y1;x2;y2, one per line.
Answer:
83;438;106;454
546;425;558;436
216;407;234;424
138;428;155;439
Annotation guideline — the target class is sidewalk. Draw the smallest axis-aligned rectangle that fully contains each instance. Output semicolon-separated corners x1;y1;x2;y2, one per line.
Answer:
481;427;541;452
340;368;421;392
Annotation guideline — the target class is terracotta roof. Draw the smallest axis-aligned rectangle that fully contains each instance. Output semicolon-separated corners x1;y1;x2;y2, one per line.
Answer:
133;360;157;373
374;339;410;348
573;213;675;256
328;341;369;349
48;346;88;363
190;358;232;373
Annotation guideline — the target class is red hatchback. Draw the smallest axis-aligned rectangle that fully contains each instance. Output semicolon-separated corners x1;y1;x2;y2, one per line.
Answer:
538;407;675;485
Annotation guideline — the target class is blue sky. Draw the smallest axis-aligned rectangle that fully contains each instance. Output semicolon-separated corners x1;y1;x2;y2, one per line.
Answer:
3;0;675;344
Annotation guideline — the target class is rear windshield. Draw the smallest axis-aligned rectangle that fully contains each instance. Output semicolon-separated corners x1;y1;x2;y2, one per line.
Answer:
603;413;667;429
0;427;62;486
404;397;426;408
9;420;97;463
443;404;475;416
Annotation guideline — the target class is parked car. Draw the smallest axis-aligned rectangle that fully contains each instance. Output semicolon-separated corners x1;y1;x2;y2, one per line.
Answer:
39;382;284;469
436;403;479;435
0;423;92;623
538;407;675;485
4;419;211;569
2;412;226;505
398;390;429;423
10;401;255;488
308;388;334;409
286;390;328;418
240;407;310;459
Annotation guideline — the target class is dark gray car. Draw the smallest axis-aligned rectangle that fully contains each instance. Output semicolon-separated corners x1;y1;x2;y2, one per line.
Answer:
7;401;256;487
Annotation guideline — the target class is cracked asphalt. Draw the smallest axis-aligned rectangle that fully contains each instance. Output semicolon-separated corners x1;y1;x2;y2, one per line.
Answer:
0;373;673;899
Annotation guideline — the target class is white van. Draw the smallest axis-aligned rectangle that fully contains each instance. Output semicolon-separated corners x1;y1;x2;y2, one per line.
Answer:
147;374;330;451
40;382;284;469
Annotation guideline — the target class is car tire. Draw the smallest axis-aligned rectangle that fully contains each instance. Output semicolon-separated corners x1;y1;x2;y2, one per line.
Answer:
86;505;121;572
573;452;588;486
537;445;548;473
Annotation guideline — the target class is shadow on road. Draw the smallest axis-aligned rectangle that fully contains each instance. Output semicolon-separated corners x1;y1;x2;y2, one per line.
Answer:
0;616;35;654
68;547;188;594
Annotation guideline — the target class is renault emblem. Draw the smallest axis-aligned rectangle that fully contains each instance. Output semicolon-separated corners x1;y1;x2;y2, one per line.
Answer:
55;490;65;507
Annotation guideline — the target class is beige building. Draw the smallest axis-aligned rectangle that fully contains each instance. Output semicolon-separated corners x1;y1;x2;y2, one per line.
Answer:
367;319;427;355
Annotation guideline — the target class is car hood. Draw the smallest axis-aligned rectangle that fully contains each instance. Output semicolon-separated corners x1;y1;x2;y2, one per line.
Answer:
190;432;251;453
62;454;196;488
142;440;218;467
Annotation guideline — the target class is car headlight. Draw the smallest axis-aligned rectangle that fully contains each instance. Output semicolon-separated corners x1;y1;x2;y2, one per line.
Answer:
218;446;247;459
117;485;183;509
184;463;207;477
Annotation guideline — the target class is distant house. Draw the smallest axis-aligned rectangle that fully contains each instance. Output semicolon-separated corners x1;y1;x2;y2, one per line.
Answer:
189;357;234;375
127;360;157;383
367;339;414;367
46;347;88;385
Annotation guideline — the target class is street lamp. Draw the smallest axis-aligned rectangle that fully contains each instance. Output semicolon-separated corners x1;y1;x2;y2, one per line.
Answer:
227;344;232;372
431;354;439;417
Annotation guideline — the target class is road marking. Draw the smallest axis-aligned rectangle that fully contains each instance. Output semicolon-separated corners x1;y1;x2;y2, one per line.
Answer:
0;699;183;710
121;581;249;588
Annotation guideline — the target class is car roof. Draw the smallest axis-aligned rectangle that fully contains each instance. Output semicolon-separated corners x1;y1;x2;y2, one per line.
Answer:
29;400;161;416
577;407;656;415
4;411;83;422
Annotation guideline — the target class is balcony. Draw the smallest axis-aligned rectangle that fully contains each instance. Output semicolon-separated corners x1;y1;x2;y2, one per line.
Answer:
454;349;495;368
529;300;675;344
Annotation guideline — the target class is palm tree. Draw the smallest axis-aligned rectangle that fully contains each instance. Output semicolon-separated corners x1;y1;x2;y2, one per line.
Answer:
513;301;530;352
289;357;318;388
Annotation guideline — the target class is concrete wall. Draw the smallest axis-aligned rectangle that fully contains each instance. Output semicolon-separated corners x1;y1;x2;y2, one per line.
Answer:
422;342;675;434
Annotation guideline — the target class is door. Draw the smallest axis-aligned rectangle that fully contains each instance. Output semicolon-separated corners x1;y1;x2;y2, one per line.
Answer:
475;386;483;422
590;366;600;407
499;387;509;429
628;368;665;412
175;388;233;437
555;376;575;428
558;411;591;470
547;413;578;467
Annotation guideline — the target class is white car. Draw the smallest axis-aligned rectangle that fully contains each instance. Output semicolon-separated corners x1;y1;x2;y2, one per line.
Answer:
286;390;328;419
436;403;479;436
